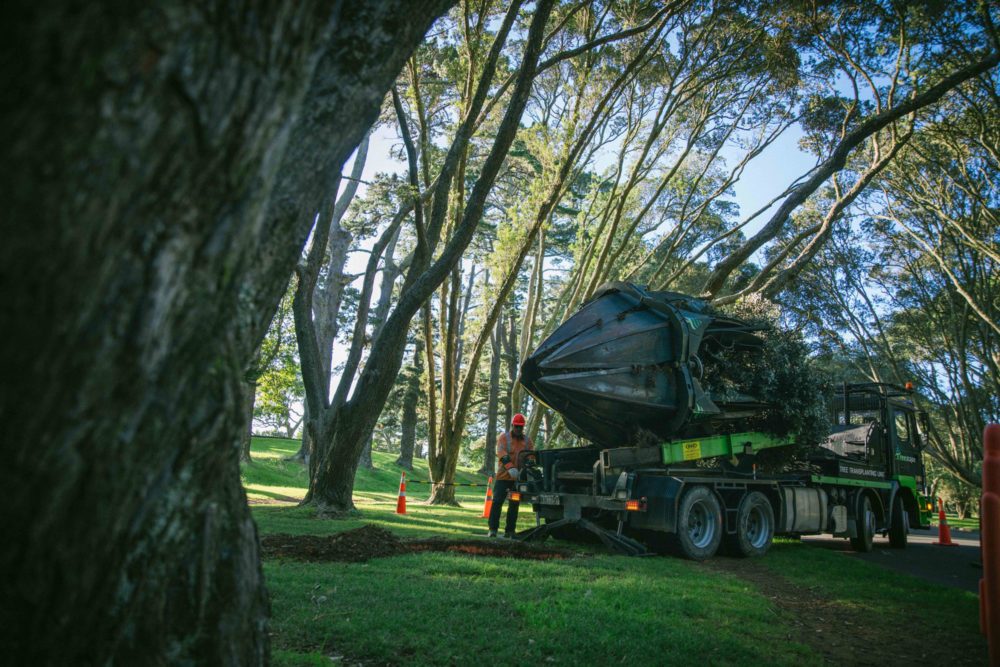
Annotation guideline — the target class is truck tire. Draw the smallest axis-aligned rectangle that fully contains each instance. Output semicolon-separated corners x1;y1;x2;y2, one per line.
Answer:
726;491;774;558
850;495;874;553
672;485;722;560
888;495;907;549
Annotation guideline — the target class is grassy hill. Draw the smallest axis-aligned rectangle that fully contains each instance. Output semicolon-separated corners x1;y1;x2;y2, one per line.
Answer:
244;437;986;666
243;436;509;539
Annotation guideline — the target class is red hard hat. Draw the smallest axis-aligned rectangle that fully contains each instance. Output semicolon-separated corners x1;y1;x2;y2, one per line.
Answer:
512;413;526;427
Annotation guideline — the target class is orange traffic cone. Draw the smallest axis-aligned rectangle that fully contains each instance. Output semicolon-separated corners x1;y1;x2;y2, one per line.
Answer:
395;471;407;515
934;497;957;546
481;476;494;518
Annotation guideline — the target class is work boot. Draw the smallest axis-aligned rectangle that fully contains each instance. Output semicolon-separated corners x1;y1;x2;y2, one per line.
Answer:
487;530;498;538
504;531;516;539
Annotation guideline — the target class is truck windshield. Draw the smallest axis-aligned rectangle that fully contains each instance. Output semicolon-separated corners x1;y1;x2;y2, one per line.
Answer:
833;409;879;426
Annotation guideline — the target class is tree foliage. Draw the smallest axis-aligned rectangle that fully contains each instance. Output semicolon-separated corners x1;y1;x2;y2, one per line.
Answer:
284;0;998;508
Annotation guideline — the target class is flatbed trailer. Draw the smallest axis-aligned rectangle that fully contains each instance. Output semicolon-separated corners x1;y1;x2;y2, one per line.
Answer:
513;383;935;559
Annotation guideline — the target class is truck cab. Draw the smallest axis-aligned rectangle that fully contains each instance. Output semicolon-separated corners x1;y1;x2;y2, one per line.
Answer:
818;382;935;535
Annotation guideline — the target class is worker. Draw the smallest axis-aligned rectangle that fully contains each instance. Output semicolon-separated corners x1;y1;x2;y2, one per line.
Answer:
488;413;534;538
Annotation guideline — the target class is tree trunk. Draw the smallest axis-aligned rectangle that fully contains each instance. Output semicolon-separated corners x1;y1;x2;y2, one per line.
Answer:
479;316;502;476
0;1;452;663
306;0;554;513
427;429;462;505
240;380;257;463
289;402;311;464
396;336;424;470
356;225;404;473
501;309;519;424
427;481;459;505
511;232;545;412
358;439;375;469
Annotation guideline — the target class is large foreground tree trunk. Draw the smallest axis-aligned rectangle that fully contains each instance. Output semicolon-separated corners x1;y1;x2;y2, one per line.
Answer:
0;1;451;664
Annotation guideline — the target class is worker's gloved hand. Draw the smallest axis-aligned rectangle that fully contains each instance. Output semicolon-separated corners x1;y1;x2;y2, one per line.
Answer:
507;467;519;480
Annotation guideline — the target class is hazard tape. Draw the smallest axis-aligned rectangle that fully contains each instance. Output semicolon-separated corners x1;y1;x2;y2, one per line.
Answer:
405;480;493;487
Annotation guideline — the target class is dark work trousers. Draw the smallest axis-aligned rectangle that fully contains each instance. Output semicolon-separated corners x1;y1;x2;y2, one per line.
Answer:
488;479;520;534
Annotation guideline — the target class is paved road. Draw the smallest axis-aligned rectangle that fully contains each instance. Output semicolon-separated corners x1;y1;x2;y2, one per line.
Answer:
802;527;982;593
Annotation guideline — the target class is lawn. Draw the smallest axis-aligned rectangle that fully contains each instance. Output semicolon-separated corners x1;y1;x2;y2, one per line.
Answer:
245;437;985;666
933;514;981;531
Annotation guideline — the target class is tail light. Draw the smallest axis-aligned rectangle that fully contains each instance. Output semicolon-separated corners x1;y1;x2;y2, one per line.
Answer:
511;492;522;502
626;497;647;511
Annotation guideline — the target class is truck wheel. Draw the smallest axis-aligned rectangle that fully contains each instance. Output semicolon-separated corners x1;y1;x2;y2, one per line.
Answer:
673;486;722;560
727;491;774;558
888;495;907;549
850;495;874;553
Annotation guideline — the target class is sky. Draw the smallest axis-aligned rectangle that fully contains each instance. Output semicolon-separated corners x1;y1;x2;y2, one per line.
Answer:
340;116;818;275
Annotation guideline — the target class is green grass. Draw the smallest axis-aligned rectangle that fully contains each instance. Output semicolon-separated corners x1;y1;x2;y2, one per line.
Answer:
933;514;980;530
245;437;983;666
264;551;815;666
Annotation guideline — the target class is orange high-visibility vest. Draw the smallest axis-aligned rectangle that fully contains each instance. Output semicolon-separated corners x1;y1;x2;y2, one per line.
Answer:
496;431;533;481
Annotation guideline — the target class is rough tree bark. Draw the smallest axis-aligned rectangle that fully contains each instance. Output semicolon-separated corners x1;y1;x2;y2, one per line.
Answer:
0;1;452;664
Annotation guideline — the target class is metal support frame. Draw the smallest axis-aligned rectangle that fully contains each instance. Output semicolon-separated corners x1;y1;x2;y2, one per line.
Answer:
515;518;650;556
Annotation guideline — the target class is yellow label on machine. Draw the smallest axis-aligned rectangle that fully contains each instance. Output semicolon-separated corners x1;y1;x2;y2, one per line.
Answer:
682;440;701;460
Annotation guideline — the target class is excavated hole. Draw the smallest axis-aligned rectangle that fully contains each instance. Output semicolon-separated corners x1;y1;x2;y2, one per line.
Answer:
260;524;572;562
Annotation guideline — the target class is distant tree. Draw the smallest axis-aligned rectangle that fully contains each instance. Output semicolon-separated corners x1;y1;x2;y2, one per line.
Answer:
783;71;1000;488
299;0;556;513
704;0;999;302
244;278;299;459
254;327;305;441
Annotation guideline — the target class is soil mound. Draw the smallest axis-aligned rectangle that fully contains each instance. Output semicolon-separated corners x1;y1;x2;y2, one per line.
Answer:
260;525;571;563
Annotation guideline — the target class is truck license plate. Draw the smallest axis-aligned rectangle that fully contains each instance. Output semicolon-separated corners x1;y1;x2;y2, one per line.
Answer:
538;494;561;505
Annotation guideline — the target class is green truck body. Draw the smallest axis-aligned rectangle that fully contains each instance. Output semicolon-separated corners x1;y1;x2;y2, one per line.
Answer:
516;382;934;559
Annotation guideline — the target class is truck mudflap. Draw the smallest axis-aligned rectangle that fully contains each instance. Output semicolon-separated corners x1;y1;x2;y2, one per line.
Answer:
516;518;650;556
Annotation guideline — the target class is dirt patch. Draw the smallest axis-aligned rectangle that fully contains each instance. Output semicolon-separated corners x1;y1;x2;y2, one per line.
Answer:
705;557;983;666
260;525;572;563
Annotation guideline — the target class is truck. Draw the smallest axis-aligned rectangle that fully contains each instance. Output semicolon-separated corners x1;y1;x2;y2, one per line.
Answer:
511;282;935;559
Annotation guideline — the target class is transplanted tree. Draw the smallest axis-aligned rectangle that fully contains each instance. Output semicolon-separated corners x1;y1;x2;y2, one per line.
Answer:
513;0;805;436
1;1;453;663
